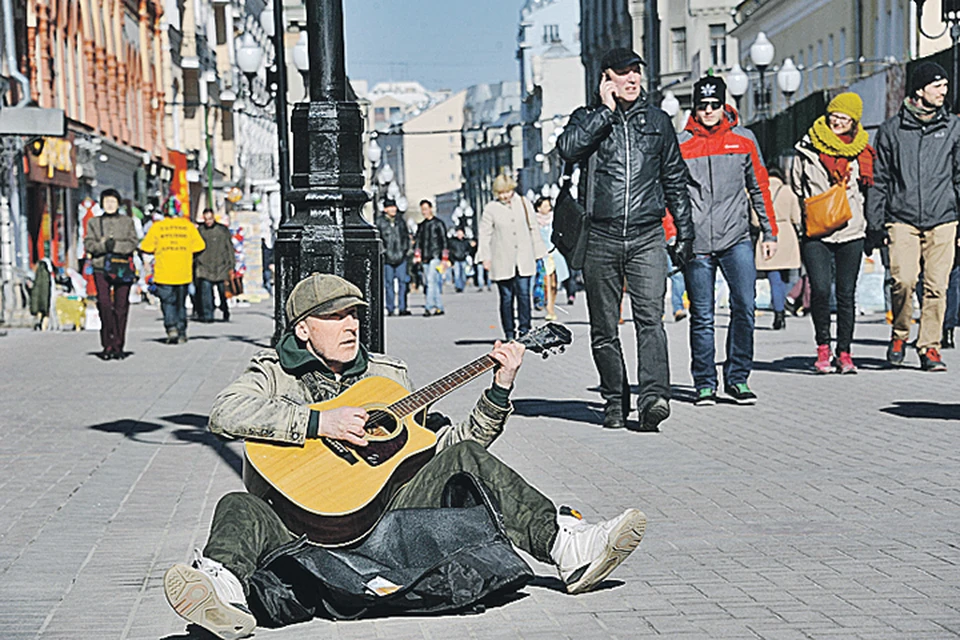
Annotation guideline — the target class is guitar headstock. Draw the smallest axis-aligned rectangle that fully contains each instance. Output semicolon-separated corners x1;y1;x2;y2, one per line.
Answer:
517;322;573;358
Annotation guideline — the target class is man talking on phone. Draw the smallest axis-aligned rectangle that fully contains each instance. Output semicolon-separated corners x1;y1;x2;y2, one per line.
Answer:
558;48;693;432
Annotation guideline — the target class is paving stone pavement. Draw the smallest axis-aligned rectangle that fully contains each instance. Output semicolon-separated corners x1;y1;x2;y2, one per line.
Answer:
1;286;959;639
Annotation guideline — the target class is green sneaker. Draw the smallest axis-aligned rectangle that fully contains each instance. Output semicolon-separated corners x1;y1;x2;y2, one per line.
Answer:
695;388;717;407
724;383;758;405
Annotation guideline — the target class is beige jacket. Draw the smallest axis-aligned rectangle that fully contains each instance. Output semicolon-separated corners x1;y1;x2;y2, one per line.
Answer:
209;349;513;452
791;135;867;244
752;176;802;270
476;194;547;281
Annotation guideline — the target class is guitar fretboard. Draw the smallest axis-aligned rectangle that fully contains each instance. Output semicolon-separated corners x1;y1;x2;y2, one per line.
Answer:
388;354;497;417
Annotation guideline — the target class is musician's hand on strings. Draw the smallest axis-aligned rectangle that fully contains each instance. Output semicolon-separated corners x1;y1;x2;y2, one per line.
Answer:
320;406;369;447
491;340;525;389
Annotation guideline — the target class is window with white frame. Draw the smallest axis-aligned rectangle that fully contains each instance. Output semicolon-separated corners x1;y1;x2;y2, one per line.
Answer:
709;24;727;68
672;28;687;72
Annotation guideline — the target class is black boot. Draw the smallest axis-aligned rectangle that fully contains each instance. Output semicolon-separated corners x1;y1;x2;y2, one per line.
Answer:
943;327;955;349
773;311;786;330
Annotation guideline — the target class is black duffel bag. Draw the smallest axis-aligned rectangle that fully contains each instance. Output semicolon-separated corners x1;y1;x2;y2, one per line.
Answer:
551;161;589;270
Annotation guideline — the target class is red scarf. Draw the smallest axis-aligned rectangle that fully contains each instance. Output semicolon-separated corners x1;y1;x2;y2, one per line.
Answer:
818;130;876;187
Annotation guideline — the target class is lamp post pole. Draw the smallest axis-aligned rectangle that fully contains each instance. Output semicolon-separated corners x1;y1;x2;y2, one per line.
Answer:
273;0;382;350
271;1;291;225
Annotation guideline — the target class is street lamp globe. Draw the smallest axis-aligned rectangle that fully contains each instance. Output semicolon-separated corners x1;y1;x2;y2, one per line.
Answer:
777;57;802;97
387;180;401;199
660;90;680;117
726;63;749;99
750;32;775;69
396;196;408;212
378;164;394;185
367;138;382;166
292;31;309;74
236;34;263;76
260;4;275;38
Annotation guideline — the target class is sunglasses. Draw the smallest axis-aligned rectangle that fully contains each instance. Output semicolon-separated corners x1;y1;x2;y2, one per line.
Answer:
696;101;722;112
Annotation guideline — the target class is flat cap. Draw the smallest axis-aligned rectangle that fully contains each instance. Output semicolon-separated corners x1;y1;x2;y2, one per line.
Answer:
285;273;367;325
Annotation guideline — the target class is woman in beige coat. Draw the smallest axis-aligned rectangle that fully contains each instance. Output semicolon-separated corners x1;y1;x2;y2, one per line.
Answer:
752;165;802;330
476;174;546;340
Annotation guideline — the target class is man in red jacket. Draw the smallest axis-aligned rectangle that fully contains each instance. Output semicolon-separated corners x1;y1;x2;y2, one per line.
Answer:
677;75;777;407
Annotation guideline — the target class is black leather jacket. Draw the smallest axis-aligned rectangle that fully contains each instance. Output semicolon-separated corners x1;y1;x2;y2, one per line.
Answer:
416;216;447;261
376;213;410;266
558;96;694;242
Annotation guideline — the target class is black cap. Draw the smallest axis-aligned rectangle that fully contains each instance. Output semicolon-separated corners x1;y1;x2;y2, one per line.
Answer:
693;76;727;105
382;198;397;208
600;47;644;71
909;61;949;96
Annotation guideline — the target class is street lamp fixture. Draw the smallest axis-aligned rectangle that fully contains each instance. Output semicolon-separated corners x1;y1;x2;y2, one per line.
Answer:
367;139;382;168
260;3;275;38
726;62;749;112
292;31;310;91
777;57;802;104
236;34;277;108
378;163;394;185
749;32;775;118
660;90;680;117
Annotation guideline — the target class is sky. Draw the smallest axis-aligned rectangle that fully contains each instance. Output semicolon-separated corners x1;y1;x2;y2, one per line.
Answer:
343;0;524;92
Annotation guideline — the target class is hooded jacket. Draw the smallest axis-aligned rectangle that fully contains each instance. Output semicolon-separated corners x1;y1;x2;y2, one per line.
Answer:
209;333;512;450
557;94;693;242
867;103;960;231
677;105;777;255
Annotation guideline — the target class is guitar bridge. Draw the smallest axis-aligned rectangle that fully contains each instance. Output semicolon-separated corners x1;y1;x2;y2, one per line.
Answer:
321;437;359;465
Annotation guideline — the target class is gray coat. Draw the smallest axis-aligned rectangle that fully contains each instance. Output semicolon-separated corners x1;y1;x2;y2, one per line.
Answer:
195;222;235;282
209;348;513;451
83;214;139;270
867;104;960;231
791;135;867;244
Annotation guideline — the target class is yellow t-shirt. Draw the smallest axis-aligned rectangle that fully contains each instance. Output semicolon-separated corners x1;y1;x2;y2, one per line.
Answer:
139;217;207;285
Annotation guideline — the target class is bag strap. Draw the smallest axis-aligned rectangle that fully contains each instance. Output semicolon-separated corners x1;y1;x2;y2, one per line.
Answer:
519;195;534;230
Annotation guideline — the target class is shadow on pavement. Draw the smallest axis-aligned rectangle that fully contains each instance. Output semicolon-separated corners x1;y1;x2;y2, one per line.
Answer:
880;401;960;420
512;398;603;425
528;575;625;593
753;355;891;374
87;413;243;477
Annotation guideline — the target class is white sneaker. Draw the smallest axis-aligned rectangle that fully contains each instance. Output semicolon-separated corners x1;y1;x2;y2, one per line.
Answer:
550;507;646;594
163;550;256;639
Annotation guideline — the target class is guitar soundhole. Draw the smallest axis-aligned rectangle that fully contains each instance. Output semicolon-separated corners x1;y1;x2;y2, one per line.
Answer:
364;410;398;439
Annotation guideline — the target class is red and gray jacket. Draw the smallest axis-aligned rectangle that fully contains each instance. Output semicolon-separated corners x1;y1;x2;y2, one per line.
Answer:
677;106;777;255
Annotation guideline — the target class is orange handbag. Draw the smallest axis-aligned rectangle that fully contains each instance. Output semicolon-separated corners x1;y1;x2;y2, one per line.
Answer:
803;180;852;238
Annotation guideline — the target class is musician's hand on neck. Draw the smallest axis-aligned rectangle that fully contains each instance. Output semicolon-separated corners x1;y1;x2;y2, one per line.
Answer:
319;406;369;447
491;340;525;389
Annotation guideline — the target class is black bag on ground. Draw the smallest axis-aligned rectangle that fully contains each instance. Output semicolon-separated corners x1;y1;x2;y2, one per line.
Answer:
247;472;534;626
551;161;590;270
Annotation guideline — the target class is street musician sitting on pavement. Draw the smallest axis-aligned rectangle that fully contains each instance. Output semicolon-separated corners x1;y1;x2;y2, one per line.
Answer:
162;272;647;639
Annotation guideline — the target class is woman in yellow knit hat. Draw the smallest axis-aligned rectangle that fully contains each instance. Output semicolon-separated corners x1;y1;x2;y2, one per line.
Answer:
790;91;876;374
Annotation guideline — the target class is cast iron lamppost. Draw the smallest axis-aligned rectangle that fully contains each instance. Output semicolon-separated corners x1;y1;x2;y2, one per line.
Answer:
917;0;960;114
777;57;802;142
274;0;383;350
750;32;775;119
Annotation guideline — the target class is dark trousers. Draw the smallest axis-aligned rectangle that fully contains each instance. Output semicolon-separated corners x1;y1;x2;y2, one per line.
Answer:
93;271;131;352
582;227;670;411
197;278;227;321
766;270;791;313
495;274;532;340
156;283;188;334
945;265;960;330
684;239;756;390
383;260;408;313
204;441;558;588
802;237;863;353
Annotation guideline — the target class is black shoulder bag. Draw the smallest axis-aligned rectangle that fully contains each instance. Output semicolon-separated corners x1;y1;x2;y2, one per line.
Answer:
551;161;590;270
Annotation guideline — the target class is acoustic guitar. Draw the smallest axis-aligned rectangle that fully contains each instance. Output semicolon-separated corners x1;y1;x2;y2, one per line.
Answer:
243;322;572;548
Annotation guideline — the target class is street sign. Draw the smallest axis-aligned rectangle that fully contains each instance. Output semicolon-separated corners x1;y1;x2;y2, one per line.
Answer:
0;108;66;136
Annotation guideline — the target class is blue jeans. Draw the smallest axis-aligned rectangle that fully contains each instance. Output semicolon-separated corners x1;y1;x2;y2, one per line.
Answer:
684;239;756;390
425;258;444;312
383;261;408;314
766;270;790;313
452;260;467;291
668;256;685;314
156;283;189;334
496;274;532;340
197;278;226;321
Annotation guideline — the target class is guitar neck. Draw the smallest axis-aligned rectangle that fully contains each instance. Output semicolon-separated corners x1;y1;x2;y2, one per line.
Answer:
388;354;497;417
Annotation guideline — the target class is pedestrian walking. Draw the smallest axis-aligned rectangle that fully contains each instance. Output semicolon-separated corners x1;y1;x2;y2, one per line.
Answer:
677;75;777;407
476;174;547;340
195;208;234;323
557;47;693;430
534;196;569;321
139;206;206;344
448;227;473;293
415;200;447;316
83;189;139;360
663;213;688;322
753;166;800;331
791;92;874;373
866;61;960;371
376;198;412;316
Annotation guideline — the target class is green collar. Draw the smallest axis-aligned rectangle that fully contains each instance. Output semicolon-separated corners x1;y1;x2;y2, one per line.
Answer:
276;331;369;379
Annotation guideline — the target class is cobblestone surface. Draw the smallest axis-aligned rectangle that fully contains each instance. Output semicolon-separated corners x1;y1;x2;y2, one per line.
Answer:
1;287;959;639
